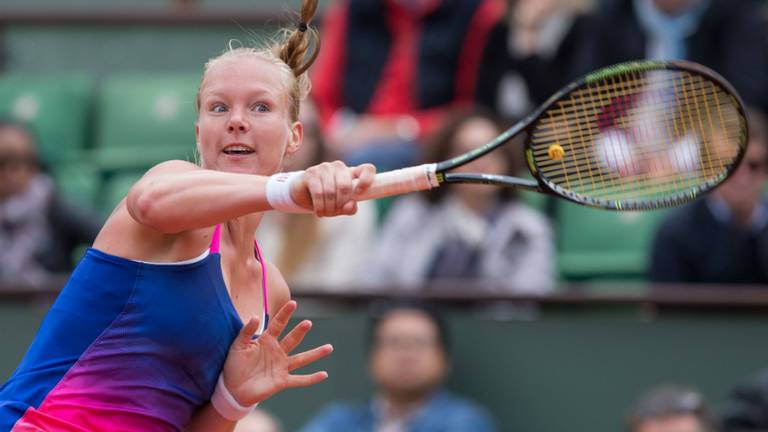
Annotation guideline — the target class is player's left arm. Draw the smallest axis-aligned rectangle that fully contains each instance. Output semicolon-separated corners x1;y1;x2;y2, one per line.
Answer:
185;264;320;432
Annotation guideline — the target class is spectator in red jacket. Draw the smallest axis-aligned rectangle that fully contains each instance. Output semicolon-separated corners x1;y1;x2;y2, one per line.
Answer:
312;0;503;170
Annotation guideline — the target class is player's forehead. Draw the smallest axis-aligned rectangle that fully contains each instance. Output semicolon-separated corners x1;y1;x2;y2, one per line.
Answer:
200;56;290;101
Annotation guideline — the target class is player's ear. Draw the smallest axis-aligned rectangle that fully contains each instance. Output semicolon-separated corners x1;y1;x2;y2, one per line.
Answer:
286;121;303;156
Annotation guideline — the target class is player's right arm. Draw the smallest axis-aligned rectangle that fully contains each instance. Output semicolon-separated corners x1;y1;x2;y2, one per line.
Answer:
125;159;375;234
126;160;273;234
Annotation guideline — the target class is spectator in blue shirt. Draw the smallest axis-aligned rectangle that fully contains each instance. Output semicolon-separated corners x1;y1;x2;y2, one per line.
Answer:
300;301;497;432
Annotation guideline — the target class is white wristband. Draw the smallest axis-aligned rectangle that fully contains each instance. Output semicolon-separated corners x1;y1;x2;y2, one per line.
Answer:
265;171;309;213
211;373;258;422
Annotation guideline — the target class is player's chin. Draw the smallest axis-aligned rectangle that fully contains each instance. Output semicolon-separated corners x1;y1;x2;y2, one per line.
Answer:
218;155;263;175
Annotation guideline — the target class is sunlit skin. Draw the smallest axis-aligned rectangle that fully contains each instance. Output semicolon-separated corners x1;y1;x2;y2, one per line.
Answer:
635;414;705;432
451;117;509;213
0;126;37;200
369;310;448;416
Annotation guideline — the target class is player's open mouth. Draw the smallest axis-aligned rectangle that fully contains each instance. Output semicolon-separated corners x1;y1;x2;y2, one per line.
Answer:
222;144;255;155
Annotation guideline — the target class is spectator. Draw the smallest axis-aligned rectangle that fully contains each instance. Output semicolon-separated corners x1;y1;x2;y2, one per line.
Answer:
572;0;768;114
627;385;715;432
234;408;282;432
256;99;377;290
721;369;768;431
649;108;768;284
365;109;555;293
300;301;497;432
311;0;503;170
476;0;595;120
0;119;100;284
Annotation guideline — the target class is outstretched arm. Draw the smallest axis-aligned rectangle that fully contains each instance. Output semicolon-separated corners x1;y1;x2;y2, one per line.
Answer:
186;301;333;431
127;160;376;234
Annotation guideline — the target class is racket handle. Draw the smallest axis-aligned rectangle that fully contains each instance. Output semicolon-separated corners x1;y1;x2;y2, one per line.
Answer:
354;163;440;201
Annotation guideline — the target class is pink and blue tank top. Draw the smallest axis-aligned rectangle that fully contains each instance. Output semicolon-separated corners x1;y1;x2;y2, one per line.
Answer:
0;224;269;431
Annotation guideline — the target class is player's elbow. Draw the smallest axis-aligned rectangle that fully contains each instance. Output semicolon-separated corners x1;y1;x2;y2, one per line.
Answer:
127;182;182;234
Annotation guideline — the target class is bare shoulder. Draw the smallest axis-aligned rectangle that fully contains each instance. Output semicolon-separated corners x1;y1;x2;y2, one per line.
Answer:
265;261;291;314
93;160;212;261
141;159;201;176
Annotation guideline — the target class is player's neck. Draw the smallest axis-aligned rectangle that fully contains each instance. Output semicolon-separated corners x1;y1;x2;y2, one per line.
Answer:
223;214;263;257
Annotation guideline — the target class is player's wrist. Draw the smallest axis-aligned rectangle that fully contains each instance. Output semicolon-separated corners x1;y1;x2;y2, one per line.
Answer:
211;373;258;421
266;171;310;213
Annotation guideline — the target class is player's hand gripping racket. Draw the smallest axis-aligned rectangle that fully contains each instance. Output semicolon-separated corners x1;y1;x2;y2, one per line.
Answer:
355;60;749;211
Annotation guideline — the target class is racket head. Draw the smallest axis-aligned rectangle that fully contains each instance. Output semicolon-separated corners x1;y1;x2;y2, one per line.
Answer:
524;60;749;210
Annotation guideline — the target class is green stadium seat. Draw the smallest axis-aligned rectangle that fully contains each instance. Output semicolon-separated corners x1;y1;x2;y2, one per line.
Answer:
100;171;145;215
519;191;552;215
94;73;201;172
556;201;669;281
53;162;101;208
0;74;93;165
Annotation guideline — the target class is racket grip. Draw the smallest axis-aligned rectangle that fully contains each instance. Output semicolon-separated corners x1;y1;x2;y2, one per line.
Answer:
354;163;440;201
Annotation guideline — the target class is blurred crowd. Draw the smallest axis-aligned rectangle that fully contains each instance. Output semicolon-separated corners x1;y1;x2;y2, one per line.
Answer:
221;300;768;432
5;0;766;292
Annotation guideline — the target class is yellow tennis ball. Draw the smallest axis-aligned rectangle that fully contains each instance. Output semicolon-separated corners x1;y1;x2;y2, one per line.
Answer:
548;144;565;161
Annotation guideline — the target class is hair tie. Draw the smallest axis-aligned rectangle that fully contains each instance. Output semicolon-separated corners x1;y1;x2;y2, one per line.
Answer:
298;22;308;33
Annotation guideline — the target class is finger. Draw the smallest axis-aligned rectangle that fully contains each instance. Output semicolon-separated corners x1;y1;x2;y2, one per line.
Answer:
235;317;261;348
286;371;329;389
279;319;312;353
334;161;353;215
266;300;297;339
319;164;335;217
306;171;325;217
341;201;357;216
288;344;334;372
352;163;377;195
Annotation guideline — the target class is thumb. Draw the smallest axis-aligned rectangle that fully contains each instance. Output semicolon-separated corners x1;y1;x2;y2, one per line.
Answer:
288;172;313;210
235;317;261;348
352;163;376;194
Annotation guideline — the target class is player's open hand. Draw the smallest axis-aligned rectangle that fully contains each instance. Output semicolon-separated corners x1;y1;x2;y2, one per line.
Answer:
220;301;332;406
290;161;376;217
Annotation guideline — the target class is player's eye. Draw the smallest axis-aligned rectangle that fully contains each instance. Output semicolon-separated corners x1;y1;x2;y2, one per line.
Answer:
252;103;270;113
210;103;228;113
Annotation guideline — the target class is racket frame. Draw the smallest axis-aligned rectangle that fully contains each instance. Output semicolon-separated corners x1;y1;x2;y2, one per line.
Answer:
435;60;749;211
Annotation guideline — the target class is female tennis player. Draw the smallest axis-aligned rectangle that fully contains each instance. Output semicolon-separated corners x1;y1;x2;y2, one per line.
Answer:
0;0;374;430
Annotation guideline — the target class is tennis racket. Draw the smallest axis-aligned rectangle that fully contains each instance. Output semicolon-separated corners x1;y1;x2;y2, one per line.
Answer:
354;60;749;211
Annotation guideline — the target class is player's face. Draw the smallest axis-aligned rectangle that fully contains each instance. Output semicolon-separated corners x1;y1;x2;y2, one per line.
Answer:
196;56;302;175
369;310;448;398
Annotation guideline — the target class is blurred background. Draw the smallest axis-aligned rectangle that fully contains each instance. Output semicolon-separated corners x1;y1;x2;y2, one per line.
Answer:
1;0;768;430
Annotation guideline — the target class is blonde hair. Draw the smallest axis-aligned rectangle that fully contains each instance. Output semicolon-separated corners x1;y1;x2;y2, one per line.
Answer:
196;0;320;122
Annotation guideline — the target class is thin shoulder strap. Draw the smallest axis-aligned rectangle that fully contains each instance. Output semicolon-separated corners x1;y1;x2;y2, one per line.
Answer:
211;224;269;328
254;239;269;318
210;224;222;253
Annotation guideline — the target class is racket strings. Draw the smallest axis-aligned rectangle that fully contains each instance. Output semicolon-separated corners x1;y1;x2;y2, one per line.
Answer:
529;69;745;205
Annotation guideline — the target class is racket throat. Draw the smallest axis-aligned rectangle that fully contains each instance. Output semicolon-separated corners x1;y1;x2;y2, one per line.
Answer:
442;173;541;191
